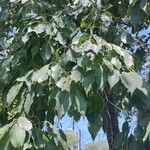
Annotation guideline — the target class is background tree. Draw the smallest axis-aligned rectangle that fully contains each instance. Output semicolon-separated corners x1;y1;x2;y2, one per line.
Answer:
0;0;150;149
85;141;109;150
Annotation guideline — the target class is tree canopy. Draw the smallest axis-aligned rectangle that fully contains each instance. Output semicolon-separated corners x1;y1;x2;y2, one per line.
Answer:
0;0;150;149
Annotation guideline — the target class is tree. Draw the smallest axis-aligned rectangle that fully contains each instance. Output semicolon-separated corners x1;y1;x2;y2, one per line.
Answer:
85;141;109;150
0;0;150;149
65;129;78;150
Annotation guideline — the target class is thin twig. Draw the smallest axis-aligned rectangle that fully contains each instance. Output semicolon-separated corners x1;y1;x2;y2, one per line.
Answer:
104;91;122;112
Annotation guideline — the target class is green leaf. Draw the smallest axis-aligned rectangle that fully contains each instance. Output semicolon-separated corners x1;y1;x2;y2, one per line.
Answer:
28;24;46;34
41;44;51;62
82;42;99;54
82;70;95;88
45;141;58;150
80;11;93;29
133;88;150;109
103;59;114;71
7;82;23;106
32;127;45;149
129;0;134;4
70;70;81;83
93;35;102;47
143;121;150;142
10;124;26;148
121;32;127;43
134;125;145;140
59;129;67;142
56;76;71;91
0;122;13;139
140;0;147;11
77;56;90;68
66;49;76;62
108;70;120;89
114;132;125;149
16;70;34;82
55;91;71;116
21;0;28;4
24;93;34;114
80;20;88;29
31;44;40;58
123;51;134;69
122;121;129;134
121;72;142;94
95;65;109;90
51;64;62;81
101;14;112;27
129;140;145;150
32;65;50;83
0;130;11;150
22;34;29;43
129;2;146;31
23;141;32;150
111;57;121;69
17;117;33;131
75;90;87;115
61;49;76;65
139;116;150;128
88;115;102;140
87;97;103;141
112;45;134;68
79;34;90;44
55;32;66;45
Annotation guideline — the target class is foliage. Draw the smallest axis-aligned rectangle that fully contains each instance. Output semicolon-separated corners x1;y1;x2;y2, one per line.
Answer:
65;130;78;150
0;0;150;149
85;141;109;150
